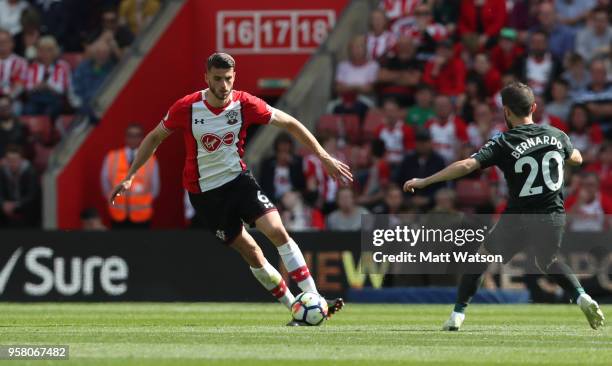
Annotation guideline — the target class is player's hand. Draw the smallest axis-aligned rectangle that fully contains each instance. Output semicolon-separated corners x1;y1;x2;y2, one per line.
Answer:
109;177;133;204
403;178;427;193
321;155;353;185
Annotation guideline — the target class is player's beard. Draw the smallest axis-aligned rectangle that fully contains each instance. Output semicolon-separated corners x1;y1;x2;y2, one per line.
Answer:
210;87;232;101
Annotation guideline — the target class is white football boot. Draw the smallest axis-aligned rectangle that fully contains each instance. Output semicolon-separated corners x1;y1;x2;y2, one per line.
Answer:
577;294;605;330
442;311;465;331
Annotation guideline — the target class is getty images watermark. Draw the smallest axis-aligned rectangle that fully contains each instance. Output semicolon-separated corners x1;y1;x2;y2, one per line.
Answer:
360;213;612;275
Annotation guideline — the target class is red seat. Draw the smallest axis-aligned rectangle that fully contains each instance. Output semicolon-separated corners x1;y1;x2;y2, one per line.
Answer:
362;109;385;142
316;114;360;143
455;179;491;208
20;115;52;144
62;52;84;70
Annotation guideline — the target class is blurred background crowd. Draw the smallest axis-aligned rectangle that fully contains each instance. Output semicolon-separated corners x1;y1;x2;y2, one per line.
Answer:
1;0;611;233
262;0;612;233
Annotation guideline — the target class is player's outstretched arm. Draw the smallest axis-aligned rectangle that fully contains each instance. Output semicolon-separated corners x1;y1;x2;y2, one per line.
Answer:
403;158;480;193
109;124;171;204
566;149;583;166
270;109;353;183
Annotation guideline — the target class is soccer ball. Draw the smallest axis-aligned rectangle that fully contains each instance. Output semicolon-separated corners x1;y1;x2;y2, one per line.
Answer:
291;292;329;326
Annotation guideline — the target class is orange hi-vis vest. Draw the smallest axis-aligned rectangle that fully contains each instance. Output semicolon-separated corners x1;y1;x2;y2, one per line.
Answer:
107;148;156;223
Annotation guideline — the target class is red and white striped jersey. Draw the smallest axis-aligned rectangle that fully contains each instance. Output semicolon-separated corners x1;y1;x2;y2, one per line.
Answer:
425;115;468;163
391;18;448;44
380;0;420;23
367;31;396;60
0;53;27;95
160;89;275;193
26;59;72;95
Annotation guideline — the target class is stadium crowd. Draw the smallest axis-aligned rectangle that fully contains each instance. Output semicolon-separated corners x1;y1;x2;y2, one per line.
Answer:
0;0;161;227
263;0;612;233
1;0;611;233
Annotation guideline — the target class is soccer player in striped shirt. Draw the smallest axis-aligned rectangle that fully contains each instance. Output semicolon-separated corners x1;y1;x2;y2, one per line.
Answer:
110;53;352;325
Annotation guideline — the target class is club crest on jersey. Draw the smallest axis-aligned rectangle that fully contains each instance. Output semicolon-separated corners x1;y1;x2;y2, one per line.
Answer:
225;110;239;125
201;132;235;152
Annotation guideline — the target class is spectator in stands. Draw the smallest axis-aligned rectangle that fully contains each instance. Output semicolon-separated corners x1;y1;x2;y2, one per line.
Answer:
332;35;378;120
431;0;460;35
586;143;612;197
119;0;160;35
391;3;448;56
395;128;446;211
506;0;538;42
472;53;502;97
423;39;466;98
89;7;134;60
565;172;612;232
405;83;435;128
512;30;562;96
460;74;488;124
357;139;391;208
562;53;591;93
0;144;39;227
379;0;419;25
73;40;116;114
12;6;41;61
458;0;507;49
0;0;29;36
489;28;524;75
326;187;369;231
531;2;575;61
546;79;572;121
429;188;458;214
575;7;612;63
0;28;27;100
372;183;405;218
279;190;324;231
555;0;597;28
376;98;414;166
573;59;612;129
260;133;305;203
467;103;503;149
80;207;107;230
367;8;395;60
566;103;603;163
425;94;468;163
0;95;27;157
376;35;421;106
533;94;568;131
101;123;160;229
29;0;68;49
24;36;74;120
303;134;345;214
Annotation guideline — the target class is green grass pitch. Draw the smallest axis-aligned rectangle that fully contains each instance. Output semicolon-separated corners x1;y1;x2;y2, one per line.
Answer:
0;303;610;365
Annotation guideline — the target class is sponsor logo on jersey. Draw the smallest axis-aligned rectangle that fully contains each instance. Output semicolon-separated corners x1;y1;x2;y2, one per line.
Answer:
225;110;239;125
194;118;206;124
201;132;236;152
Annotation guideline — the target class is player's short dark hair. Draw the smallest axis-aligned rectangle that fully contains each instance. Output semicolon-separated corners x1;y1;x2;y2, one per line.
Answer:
126;123;143;134
207;53;235;70
501;82;535;117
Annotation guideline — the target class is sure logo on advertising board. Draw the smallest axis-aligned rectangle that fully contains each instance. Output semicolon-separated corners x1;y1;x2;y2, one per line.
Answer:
0;247;128;297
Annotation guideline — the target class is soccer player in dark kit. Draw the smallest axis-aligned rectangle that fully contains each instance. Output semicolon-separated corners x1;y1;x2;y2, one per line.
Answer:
110;53;352;325
403;82;605;331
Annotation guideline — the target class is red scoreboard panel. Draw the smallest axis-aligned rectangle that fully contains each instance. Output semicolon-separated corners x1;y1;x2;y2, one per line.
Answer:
217;10;335;54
